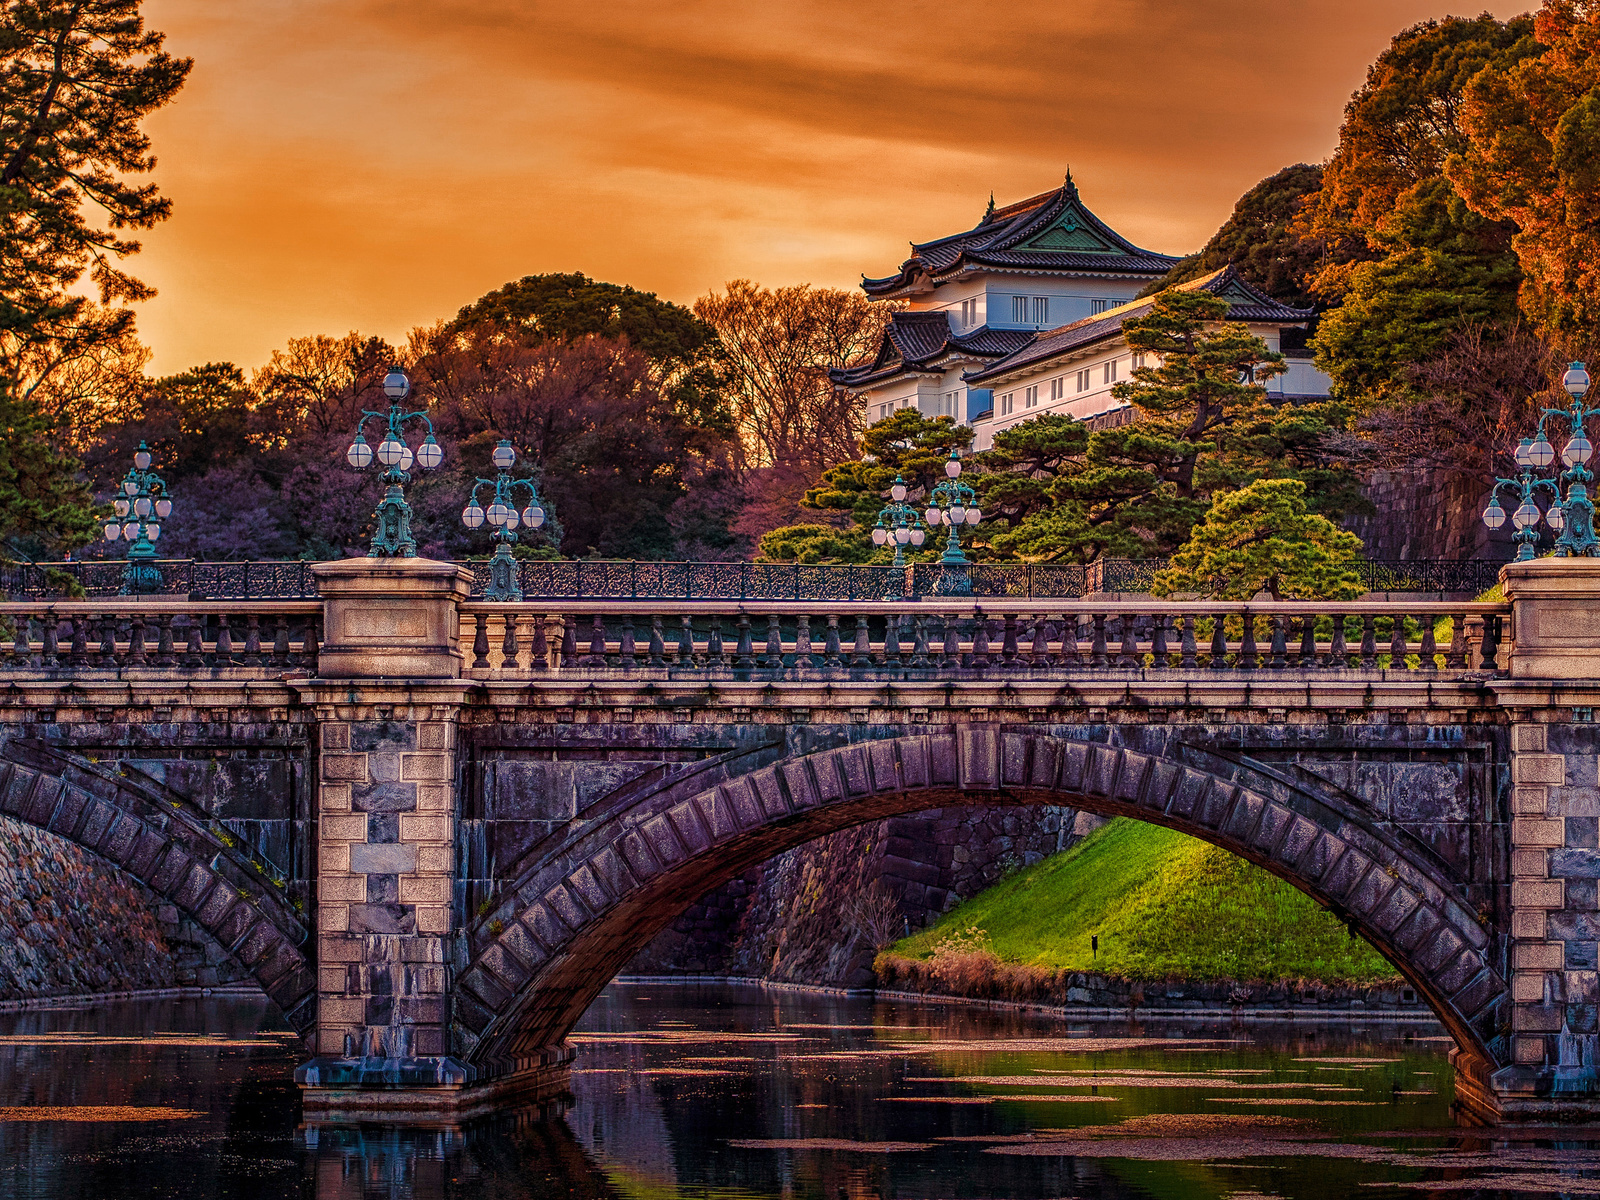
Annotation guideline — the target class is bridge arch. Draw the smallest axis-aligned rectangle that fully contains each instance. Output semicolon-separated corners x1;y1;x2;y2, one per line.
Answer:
0;747;315;1035
454;728;1509;1081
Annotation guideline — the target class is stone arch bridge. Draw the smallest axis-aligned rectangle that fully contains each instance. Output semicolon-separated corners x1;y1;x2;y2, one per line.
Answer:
0;558;1596;1122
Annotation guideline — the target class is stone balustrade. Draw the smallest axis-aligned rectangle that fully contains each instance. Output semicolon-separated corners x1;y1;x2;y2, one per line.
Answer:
0;601;321;672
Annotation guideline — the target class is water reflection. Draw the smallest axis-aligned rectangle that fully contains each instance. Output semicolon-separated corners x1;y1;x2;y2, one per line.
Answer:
0;986;1597;1200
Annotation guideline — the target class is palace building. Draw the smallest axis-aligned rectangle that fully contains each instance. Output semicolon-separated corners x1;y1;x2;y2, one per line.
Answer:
832;175;1332;450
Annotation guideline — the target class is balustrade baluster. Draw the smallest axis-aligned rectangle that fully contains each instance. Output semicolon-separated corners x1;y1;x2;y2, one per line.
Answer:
11;614;31;666
42;617;62;668
304;616;321;673
70;615;89;667
941;615;960;668
651;615;668;667
1360;615;1378;669
970;615;991;668
734;614;754;668
1446;613;1468;669
678;614;695;666
1327;615;1347;668
1090;614;1109;668
1238;613;1259;669
583;616;607;667
1179;615;1197;669
1060;615;1082;667
618;615;637;668
709;617;728;667
181;616;203;667
1268;615;1288;669
1150;614;1169;669
99;615;117;667
502;613;521;671
1297;616;1316;668
850;615;871;667
1480;614;1502;672
272;616;290;667
882;613;901;666
557;616;577;670
1002;614;1020;666
1388;614;1408;670
1418;614;1437;671
529;614;549;670
1030;615;1050;667
1116;613;1138;667
762;615;781;668
472;613;490;669
823;615;841;667
795;615;814;669
1208;614;1227;670
216;614;234;664
243;615;263;666
126;614;147;666
911;614;930;668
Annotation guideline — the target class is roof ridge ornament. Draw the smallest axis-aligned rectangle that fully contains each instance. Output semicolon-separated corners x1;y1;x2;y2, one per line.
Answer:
982;192;995;224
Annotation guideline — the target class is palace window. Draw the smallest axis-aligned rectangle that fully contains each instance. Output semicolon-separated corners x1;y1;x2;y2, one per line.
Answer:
1050;376;1065;401
999;392;1015;416
960;298;980;327
1091;299;1111;315
876;403;891;421
1076;368;1091;392
1011;296;1049;325
1032;296;1050;324
1103;359;1119;385
1131;352;1147;370
939;390;962;417
1024;385;1039;408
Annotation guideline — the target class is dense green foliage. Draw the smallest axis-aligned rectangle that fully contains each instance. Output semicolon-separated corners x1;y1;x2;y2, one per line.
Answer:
890;818;1399;984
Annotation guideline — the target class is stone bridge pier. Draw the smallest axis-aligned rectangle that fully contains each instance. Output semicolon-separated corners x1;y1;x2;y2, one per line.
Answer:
6;557;1600;1121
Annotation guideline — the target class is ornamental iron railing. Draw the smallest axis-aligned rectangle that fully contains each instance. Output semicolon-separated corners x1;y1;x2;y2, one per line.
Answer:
1;556;1509;601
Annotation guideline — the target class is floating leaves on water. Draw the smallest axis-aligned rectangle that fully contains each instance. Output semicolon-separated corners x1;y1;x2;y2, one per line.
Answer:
727;1137;931;1152
0;1106;202;1122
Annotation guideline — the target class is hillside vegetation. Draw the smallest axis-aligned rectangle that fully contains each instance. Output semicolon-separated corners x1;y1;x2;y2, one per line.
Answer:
885;818;1399;985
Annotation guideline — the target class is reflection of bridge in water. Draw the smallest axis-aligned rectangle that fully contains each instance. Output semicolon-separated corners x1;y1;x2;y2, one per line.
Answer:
0;556;1594;1122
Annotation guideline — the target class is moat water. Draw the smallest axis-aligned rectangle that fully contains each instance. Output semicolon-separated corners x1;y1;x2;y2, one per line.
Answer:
0;982;1596;1199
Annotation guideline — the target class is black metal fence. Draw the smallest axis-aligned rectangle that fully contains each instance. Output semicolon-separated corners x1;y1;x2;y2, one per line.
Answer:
1;556;1509;601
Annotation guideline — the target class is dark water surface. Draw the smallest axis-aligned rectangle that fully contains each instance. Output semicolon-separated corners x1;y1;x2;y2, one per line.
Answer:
1;983;1597;1199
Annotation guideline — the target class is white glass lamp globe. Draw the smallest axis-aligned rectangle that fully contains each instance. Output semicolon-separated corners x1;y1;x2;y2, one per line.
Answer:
522;505;545;528
398;445;415;471
376;436;405;467
122;522;139;540
134;496;152;517
502;508;520;530
895;525;911;544
910;528;925;546
1529;436;1556;468
155;498;172;519
416;435;443;470
966;507;982;525
462;504;485;529
1565;362;1591;399
346;435;373;469
924;506;940;526
945;455;962;479
890;478;907;502
486;501;509;526
1515;438;1534;468
123;480;137;496
114;499;130;517
382;368;411;400
1548;503;1567;531
133;447;151;470
104;523;120;541
948;505;966;524
1564;435;1593;466
1513;501;1541;529
1483;499;1506;529
146;523;160;542
872;525;889;545
492;441;516;470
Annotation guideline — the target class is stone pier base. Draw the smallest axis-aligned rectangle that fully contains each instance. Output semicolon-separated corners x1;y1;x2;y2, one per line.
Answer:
296;1044;576;1121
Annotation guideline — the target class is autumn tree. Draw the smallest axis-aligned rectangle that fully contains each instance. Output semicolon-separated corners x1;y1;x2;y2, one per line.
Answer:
1450;1;1600;338
694;280;895;472
252;332;396;443
1151;479;1364;602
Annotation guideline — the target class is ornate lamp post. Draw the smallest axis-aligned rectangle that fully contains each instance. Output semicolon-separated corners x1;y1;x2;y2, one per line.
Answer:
460;440;546;601
923;450;982;596
870;474;927;599
1482;437;1561;561
344;367;444;557
102;441;173;593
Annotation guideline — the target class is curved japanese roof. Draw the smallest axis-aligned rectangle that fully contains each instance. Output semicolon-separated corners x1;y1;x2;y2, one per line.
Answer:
963;266;1315;386
861;176;1181;299
829;311;1033;390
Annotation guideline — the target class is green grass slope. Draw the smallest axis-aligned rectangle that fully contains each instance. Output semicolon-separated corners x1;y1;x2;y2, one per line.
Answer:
888;818;1399;984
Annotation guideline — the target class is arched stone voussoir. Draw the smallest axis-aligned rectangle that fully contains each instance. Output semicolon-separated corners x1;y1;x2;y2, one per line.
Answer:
458;729;1509;1074
0;756;317;1037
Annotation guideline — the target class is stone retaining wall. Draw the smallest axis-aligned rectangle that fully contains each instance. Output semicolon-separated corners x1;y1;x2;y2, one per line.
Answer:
0;815;248;1002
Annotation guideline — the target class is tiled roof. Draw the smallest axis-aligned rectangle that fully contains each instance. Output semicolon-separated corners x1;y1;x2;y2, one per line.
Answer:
830;312;1033;389
862;177;1180;298
963;267;1315;385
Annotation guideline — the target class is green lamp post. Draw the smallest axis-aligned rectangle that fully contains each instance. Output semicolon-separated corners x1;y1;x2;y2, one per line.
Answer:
461;440;547;601
871;474;927;599
102;441;173;593
344;367;444;557
923;450;982;596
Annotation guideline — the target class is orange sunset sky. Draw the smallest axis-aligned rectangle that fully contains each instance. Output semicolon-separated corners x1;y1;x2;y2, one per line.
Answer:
133;0;1530;375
